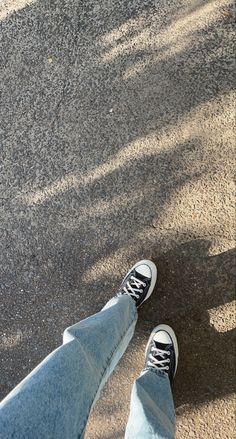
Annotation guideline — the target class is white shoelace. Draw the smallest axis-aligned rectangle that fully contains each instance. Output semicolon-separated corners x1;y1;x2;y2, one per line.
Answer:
122;275;146;299
147;346;170;371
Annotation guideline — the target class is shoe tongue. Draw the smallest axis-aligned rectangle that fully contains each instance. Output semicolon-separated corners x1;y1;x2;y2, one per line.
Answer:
151;340;170;364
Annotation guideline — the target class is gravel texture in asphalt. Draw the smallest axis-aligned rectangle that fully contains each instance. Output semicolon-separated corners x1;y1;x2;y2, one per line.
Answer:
0;0;235;437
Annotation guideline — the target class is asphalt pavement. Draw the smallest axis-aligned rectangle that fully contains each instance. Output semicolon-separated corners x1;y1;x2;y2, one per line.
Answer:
0;0;235;437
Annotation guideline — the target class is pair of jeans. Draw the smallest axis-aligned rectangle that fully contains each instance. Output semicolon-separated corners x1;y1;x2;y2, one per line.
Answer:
0;295;175;438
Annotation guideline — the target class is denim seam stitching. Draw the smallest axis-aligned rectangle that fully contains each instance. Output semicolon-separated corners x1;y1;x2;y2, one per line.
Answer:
78;308;137;439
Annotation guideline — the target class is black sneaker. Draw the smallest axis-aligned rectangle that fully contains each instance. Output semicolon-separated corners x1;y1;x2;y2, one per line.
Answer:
145;324;179;383
117;260;157;308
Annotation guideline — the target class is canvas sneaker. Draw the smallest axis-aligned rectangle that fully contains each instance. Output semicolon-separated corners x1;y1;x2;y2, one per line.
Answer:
145;324;178;383
117;259;157;308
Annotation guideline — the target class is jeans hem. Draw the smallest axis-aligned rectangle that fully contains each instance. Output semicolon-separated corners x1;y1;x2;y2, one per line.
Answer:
142;367;170;380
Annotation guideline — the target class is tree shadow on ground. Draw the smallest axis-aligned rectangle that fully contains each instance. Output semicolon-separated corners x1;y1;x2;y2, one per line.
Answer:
0;0;234;424
139;239;235;407
85;239;235;439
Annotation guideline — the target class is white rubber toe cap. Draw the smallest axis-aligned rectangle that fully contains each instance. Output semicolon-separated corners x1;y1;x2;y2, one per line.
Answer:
136;264;151;278
153;331;172;344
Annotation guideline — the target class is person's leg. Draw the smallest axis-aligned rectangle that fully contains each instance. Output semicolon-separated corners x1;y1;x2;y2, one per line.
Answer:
125;369;175;439
125;325;178;439
0;260;157;439
0;295;137;439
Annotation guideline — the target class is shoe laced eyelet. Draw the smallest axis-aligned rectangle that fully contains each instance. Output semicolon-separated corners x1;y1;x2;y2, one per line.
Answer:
167;351;170;355
166;366;169;370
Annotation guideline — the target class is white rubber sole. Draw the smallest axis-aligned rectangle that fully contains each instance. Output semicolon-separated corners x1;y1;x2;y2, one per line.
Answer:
123;259;157;305
145;324;179;376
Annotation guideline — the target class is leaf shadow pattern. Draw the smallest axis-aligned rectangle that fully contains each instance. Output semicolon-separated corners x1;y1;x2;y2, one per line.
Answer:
85;240;235;438
139;239;236;408
0;2;235;433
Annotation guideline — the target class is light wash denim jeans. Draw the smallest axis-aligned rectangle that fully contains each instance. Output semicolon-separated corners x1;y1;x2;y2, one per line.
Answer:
0;295;175;439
